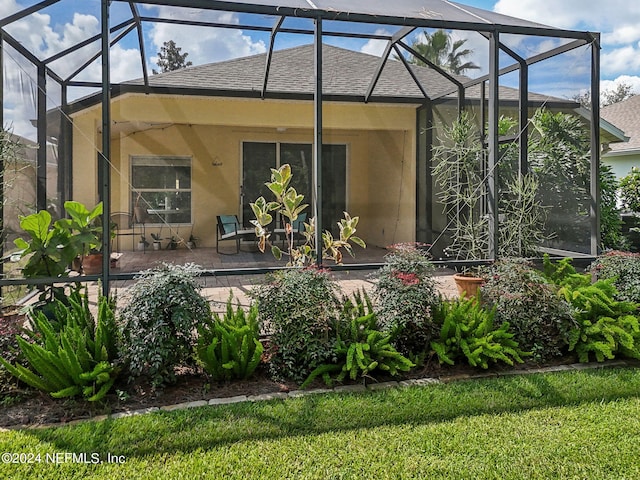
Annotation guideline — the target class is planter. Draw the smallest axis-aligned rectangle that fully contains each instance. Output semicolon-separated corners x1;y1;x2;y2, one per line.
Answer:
137;241;146;251
153;241;162;251
453;274;484;299
82;253;103;275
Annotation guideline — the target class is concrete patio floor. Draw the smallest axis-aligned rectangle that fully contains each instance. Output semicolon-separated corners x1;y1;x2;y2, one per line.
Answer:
107;245;460;313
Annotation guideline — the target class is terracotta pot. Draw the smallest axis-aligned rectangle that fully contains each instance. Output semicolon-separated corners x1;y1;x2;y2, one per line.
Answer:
452;273;484;299
82;253;103;275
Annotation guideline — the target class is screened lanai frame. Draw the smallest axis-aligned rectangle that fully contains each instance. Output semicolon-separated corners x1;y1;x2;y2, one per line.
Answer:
0;0;602;298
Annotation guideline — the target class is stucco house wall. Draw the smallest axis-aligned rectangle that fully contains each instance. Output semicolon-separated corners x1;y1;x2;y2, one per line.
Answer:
71;94;417;250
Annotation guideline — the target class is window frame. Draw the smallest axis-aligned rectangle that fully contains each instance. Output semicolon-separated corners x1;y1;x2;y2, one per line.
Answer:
130;155;193;225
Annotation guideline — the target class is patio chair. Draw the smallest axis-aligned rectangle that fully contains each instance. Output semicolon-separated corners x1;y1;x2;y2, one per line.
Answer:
216;215;255;254
275;212;307;247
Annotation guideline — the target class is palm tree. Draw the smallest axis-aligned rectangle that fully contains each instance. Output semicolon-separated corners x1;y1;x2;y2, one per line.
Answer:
407;29;480;75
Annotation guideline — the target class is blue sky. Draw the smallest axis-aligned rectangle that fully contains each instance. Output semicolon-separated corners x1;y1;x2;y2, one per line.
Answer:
3;0;640;136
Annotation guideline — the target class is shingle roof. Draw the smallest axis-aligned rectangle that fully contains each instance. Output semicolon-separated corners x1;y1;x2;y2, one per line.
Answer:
601;95;640;153
125;43;548;104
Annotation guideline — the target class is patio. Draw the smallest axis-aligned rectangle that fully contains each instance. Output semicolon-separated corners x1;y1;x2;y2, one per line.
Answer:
106;244;459;312
0;0;606;305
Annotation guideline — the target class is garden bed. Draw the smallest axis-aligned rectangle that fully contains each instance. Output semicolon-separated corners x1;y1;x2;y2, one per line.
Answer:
0;355;583;429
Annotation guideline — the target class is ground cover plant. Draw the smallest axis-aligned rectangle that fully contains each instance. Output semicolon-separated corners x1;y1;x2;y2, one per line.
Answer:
430;297;528;369
196;296;263;381
544;256;640;362
2;368;640;479
301;291;414;387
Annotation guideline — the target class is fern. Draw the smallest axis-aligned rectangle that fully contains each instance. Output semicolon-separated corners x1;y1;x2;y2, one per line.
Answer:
301;296;414;389
430;298;528;369
548;256;640;363
0;292;119;402
196;294;263;381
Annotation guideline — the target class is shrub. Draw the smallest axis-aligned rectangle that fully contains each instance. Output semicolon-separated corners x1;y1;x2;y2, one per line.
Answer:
0;289;119;402
371;243;441;359
599;164;626;250
480;258;575;362
430;297;528;369
301;290;414;388
251;267;339;382
118;263;210;387
590;251;640;304
196;295;263;381
620;166;640;213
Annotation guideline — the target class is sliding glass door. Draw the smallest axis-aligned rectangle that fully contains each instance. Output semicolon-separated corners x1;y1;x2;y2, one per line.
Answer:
242;142;346;235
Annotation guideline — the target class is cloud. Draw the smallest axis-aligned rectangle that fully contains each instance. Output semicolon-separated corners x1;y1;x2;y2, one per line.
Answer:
602;46;640;76
359;29;391;57
602;75;640;95
494;0;640;31
146;6;266;68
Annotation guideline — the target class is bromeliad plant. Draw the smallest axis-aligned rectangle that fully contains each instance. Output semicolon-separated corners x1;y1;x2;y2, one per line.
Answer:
0;288;120;402
196;295;263;381
250;164;365;266
430;297;528;369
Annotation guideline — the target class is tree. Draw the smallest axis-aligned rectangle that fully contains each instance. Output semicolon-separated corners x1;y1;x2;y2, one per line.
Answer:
572;82;636;109
406;29;480;75
603;82;636;106
152;40;193;74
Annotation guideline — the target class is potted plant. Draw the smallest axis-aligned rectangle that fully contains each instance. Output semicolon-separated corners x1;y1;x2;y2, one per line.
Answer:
150;233;162;250
166;236;178;250
432;112;487;297
13;209;79;304
139;235;151;251
187;226;197;249
58;201;105;275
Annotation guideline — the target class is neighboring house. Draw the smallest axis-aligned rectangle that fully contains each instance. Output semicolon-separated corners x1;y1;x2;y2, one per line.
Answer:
601;95;640;180
3;134;58;240
68;44;620;254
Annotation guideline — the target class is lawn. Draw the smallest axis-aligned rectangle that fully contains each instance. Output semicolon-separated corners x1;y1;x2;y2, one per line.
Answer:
2;367;640;479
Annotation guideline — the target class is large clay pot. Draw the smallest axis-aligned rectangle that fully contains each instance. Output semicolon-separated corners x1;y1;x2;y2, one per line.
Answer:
453;273;484;299
82;253;103;275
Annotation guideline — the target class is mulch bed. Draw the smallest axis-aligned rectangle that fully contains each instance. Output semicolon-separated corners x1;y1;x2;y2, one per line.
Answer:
0;355;581;429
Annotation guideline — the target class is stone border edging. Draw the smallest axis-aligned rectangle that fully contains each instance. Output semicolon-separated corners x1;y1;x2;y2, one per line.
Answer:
2;359;633;431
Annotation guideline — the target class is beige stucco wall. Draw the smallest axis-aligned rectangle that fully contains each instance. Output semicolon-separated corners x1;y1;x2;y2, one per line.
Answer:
71;94;417;250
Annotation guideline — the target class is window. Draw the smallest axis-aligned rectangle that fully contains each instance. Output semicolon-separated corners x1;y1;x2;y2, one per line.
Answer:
131;156;192;224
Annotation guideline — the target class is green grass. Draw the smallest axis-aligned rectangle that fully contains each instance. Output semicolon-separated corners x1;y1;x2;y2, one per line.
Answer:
2;367;640;479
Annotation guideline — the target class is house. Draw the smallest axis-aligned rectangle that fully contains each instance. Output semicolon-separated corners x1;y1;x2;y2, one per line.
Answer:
68;43;608;256
1;133;58;239
0;0;613;297
601;95;640;180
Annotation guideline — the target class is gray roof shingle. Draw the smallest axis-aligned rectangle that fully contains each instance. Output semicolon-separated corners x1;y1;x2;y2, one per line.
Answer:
127;43;547;103
601;95;640;153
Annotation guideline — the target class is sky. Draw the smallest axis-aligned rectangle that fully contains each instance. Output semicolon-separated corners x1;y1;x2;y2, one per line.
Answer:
2;0;640;138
